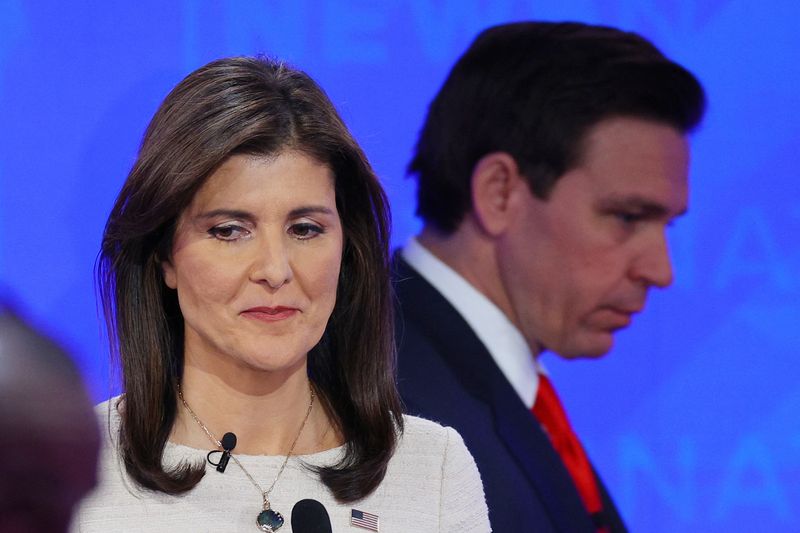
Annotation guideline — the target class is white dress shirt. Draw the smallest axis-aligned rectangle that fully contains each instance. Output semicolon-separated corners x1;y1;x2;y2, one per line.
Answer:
402;238;545;408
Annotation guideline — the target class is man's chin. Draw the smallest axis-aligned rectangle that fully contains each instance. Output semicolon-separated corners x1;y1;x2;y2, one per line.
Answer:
555;331;615;359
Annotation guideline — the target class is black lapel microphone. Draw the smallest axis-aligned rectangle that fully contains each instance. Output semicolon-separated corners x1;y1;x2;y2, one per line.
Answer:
206;431;237;473
291;499;332;533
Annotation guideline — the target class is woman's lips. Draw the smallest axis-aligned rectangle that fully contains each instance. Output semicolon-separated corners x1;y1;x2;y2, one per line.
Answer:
241;306;299;322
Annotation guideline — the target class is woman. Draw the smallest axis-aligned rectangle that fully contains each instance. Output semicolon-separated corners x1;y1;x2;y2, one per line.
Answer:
71;57;489;532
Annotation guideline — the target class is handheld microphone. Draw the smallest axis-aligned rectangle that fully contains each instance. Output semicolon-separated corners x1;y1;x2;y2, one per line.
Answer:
291;499;332;533
206;431;237;473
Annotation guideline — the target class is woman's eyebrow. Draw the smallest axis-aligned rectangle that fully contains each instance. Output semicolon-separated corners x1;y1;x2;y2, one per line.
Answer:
196;208;256;221
195;206;336;221
289;205;336;218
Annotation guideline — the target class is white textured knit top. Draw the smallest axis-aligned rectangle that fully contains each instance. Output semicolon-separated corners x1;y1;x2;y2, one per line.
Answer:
70;398;491;533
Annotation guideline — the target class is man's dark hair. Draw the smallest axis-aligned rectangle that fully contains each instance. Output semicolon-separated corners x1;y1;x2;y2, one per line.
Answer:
409;21;706;233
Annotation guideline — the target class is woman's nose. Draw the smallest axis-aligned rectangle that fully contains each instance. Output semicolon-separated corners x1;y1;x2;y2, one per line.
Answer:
248;236;293;289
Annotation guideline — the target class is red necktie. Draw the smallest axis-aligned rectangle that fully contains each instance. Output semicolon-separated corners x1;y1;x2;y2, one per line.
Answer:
532;374;609;532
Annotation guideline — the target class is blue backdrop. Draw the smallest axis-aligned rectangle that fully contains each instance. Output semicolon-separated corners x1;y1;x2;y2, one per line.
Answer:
1;2;797;531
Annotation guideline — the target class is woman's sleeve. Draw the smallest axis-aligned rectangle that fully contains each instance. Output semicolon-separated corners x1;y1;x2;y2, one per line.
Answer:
439;426;492;532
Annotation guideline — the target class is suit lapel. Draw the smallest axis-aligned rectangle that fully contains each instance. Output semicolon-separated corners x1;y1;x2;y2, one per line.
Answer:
393;255;597;532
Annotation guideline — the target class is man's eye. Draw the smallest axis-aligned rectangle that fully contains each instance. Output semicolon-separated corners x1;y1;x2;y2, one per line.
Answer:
615;212;642;224
208;225;248;241
290;223;324;240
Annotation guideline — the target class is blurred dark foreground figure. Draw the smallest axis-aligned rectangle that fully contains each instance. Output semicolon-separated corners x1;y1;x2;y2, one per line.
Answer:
0;304;99;533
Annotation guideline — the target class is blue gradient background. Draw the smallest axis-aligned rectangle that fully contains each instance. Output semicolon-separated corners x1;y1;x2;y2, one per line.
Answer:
1;2;797;531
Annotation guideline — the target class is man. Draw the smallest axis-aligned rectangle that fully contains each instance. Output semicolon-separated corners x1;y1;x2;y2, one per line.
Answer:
394;22;705;532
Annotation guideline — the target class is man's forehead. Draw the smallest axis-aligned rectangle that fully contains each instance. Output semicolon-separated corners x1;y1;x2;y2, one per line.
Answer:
574;118;690;209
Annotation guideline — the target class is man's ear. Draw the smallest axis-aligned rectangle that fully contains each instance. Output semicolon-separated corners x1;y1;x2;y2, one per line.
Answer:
470;152;525;236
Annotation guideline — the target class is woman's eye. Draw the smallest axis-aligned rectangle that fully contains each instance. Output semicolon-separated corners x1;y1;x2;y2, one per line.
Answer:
208;225;248;241
290;223;324;240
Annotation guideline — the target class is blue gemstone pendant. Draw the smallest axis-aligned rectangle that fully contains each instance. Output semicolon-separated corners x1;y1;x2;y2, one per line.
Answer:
256;508;284;532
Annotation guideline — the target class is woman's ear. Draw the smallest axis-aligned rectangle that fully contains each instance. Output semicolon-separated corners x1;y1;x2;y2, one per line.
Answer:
470;152;525;237
159;255;177;289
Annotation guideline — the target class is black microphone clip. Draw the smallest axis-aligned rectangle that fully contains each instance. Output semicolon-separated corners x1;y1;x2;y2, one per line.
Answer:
206;431;237;473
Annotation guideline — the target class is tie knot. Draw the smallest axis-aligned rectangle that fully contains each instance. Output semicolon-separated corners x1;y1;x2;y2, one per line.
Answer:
532;374;572;436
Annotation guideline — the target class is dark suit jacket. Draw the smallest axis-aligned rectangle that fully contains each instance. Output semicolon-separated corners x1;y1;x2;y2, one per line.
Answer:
393;255;627;532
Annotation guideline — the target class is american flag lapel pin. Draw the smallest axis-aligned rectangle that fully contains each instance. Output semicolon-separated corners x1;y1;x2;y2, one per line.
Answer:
350;508;379;531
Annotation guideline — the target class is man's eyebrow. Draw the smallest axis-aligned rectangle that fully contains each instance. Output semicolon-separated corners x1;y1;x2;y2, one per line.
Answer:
598;195;688;218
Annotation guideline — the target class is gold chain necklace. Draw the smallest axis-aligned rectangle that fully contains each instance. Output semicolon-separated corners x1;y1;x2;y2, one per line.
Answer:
177;383;315;532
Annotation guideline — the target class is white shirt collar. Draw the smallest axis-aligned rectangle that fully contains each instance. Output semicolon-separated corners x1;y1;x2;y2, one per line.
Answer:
402;237;544;407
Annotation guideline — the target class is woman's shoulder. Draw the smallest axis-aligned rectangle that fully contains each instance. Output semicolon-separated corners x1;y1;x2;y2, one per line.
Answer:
382;415;491;532
88;395;126;466
394;414;473;464
399;413;459;440
95;394;122;410
93;395;123;432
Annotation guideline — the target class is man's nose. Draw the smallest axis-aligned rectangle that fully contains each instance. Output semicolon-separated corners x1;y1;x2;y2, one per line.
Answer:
629;230;674;288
